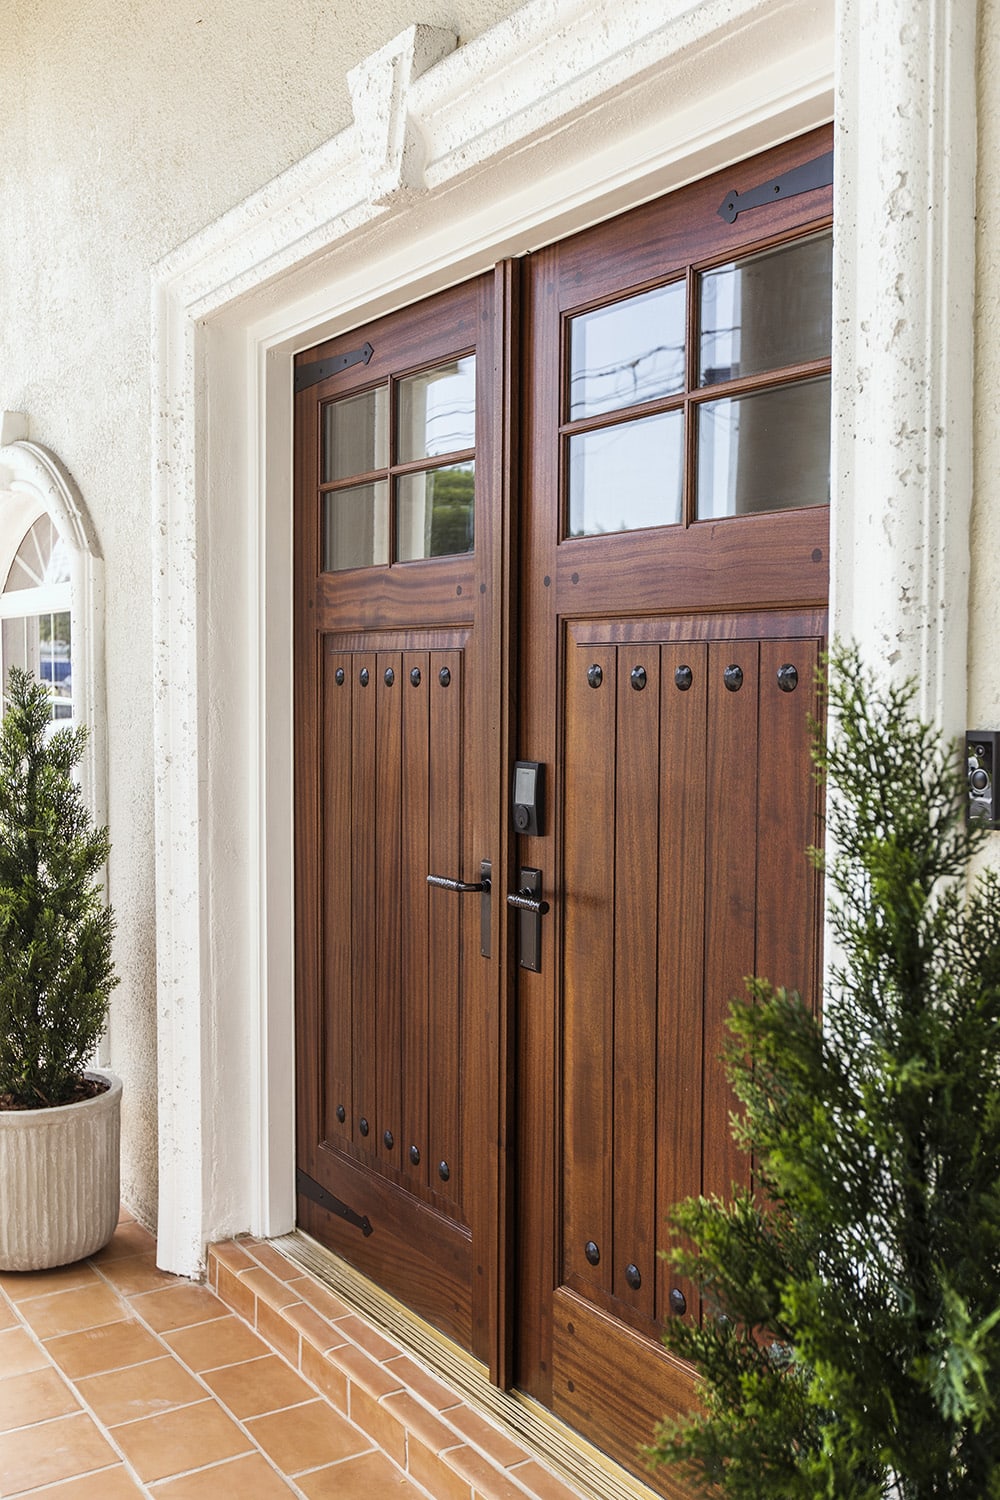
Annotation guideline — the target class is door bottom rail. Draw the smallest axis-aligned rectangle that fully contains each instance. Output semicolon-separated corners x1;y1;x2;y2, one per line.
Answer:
208;1231;665;1500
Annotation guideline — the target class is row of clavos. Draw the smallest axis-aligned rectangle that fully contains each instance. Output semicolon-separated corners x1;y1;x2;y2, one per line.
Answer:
332;665;452;687
586;662;800;693
334;1104;451;1181
582;1240;688;1314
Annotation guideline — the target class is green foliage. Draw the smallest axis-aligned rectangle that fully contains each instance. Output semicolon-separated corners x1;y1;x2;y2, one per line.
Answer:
649;643;1000;1498
0;668;117;1108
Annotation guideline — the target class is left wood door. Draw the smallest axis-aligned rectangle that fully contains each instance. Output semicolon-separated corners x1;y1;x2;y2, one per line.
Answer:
293;275;509;1369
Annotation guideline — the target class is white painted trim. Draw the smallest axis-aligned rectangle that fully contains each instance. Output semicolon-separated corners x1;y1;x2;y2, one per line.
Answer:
147;0;971;1275
0;426;107;830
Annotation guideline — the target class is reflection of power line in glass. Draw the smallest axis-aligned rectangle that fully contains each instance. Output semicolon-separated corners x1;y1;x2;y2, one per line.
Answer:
570;343;684;407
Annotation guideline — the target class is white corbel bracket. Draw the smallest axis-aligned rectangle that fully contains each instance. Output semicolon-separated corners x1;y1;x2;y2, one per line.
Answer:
348;25;456;207
0;412;29;447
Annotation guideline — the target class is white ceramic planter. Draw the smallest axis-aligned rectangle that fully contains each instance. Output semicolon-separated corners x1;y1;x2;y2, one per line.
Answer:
0;1070;121;1270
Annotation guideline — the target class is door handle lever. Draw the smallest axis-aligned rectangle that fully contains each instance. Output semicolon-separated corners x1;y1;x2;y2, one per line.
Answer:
427;873;491;893
505;888;550;914
507;868;548;971
426;861;492;958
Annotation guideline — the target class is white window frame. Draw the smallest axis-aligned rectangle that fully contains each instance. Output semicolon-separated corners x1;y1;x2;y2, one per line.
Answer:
0;417;106;826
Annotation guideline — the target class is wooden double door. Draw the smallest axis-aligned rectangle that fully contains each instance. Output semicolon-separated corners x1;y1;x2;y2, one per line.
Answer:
294;128;831;1488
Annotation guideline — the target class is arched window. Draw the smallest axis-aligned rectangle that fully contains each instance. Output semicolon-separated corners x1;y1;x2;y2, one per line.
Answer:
0;513;75;720
0;415;105;816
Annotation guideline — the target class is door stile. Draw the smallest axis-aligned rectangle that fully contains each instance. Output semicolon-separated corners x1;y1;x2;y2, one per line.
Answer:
485;257;522;1388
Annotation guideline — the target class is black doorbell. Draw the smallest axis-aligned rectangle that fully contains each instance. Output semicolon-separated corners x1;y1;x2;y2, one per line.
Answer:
967;732;1000;829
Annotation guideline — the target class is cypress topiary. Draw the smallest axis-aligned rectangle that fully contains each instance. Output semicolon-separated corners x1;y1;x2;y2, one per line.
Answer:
649;643;1000;1499
0;667;117;1109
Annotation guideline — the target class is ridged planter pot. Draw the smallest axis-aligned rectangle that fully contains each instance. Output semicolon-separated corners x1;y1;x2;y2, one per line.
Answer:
0;1070;121;1271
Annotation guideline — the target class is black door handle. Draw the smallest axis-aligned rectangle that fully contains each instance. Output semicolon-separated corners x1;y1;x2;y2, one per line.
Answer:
426;861;492;958
506;888;550;915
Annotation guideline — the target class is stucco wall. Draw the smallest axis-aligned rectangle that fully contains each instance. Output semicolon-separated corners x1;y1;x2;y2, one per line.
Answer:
973;0;1000;734
0;0;525;1227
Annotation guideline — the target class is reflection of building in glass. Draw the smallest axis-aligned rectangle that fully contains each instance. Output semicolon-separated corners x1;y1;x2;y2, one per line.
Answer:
0;514;74;721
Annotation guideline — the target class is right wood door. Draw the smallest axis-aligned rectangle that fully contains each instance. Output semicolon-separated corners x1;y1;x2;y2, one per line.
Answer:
514;128;832;1491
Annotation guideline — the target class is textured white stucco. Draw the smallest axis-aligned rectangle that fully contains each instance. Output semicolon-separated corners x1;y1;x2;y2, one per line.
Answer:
0;0;527;1229
972;0;1000;732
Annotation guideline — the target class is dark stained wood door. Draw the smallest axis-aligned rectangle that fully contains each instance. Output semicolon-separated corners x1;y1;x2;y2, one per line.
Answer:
514;129;832;1489
295;128;832;1491
294;275;513;1372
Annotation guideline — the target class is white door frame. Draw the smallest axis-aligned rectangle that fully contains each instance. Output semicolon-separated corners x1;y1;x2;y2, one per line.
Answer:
149;0;975;1276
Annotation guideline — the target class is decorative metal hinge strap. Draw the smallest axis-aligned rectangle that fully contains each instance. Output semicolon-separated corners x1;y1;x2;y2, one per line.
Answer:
294;342;375;393
717;150;833;224
296;1168;373;1236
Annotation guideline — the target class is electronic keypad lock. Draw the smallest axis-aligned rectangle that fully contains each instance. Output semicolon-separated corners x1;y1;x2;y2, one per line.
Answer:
967;732;1000;829
512;761;545;836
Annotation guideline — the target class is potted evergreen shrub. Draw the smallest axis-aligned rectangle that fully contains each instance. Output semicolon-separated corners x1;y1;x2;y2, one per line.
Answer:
649;644;1000;1499
0;667;120;1270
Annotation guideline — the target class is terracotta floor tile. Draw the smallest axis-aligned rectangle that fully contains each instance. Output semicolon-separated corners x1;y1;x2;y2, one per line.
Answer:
19;1465;148;1498
0;1365;80;1431
292;1277;353;1323
129;1282;227;1333
76;1353;207;1425
384;1353;460;1412
17;1281;126;1339
149;1451;298;1498
161;1313;270;1371
208;1240;258;1278
89;1221;156;1261
383;1390;461;1457
200;1352;314;1419
332;1343;405;1401
285;1300;346;1353
446;1444;526;1500
214;1261;256;1321
445;1404;531;1467
109;1397;252;1484
0;1410;117;1494
0;1297;17;1331
0;1323;53;1376
255;1298;301;1363
45;1318;164;1378
238;1267;304;1311
509;1460;590;1500
336;1312;401;1363
97;1252;182;1297
0;1261;100;1302
245;1397;372;1474
298;1449;428;1498
242;1242;303;1282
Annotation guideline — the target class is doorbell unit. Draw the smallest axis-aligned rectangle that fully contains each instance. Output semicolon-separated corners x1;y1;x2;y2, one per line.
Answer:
967;731;1000;829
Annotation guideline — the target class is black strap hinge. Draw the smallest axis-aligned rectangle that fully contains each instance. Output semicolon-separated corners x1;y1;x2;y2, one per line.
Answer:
717;150;833;224
296;1167;374;1236
294;342;375;394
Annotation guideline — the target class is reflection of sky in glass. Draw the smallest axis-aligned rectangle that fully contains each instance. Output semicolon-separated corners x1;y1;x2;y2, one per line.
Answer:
398;356;476;462
569;284;685;421
697;378;831;518
568;411;684;537
699;233;833;386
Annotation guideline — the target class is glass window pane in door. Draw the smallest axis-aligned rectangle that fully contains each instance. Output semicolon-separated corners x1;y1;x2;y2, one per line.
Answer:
322;481;389;570
699;232;832;386
569;282;685;420
396;463;475;561
696;377;831;518
322;387;388;483
567;410;683;538
397;357;476;463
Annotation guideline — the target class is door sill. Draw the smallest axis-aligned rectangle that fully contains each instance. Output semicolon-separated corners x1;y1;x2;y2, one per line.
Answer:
271;1229;668;1500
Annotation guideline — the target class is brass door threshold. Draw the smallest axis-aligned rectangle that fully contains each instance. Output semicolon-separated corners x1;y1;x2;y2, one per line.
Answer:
270;1229;663;1500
